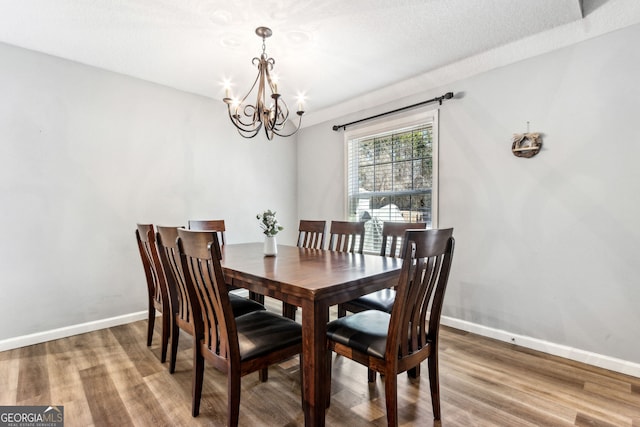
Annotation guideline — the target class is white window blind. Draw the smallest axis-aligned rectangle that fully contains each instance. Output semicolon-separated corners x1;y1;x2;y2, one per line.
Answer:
346;110;438;254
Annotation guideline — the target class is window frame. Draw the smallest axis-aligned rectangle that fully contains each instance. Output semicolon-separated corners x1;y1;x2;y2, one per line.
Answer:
343;108;439;252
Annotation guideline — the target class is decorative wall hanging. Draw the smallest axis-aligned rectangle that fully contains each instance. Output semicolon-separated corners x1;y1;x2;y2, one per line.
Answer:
512;123;542;158
512;133;542;158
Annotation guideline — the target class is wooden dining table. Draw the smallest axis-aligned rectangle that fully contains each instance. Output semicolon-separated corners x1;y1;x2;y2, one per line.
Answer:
220;242;402;427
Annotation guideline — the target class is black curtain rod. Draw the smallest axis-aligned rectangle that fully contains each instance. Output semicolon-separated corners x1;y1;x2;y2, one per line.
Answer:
332;92;454;132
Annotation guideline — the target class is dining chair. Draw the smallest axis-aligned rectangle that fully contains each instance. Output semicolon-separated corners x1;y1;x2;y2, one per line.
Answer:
187;219;226;245
326;228;455;426
188;219;265;304
188;218;299;320
297;219;326;249
156;226;266;374
177;228;303;423
337;221;427;318
135;224;170;363
280;219;328;320
327;220;365;253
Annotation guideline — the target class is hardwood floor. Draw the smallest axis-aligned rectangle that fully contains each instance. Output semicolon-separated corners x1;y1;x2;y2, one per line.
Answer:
1;299;639;426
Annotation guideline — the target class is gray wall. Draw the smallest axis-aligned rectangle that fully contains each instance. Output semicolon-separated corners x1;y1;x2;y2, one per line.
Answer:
0;42;298;342
298;24;640;369
1;21;638;375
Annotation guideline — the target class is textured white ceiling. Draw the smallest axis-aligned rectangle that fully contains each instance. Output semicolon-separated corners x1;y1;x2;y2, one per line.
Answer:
0;0;638;118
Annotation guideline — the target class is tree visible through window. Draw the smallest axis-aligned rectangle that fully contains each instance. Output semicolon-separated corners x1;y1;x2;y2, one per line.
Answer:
346;111;438;253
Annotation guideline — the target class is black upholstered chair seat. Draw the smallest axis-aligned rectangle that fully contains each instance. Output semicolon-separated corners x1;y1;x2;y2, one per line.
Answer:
326;310;390;359
343;289;396;313
236;311;302;361
229;293;266;317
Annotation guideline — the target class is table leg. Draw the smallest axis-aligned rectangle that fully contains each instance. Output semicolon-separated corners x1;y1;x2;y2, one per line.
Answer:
301;299;329;427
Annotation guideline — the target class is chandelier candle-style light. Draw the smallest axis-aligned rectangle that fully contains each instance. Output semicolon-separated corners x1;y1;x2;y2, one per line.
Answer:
223;27;305;140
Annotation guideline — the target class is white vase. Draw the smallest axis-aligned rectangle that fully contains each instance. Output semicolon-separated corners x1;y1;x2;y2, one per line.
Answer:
263;235;277;256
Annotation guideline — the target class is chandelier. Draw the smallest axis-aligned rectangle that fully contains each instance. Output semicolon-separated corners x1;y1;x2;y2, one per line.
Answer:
223;27;305;140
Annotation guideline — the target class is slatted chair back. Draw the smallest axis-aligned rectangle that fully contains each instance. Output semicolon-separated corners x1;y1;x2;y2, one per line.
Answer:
156;225;198;372
187;219;226;246
328;220;365;253
283;219;328;319
337;221;428;319
297;220;326;249
380;221;427;257
390;228;454;357
177;229;233;364
135;223;170;362
156;226;190;324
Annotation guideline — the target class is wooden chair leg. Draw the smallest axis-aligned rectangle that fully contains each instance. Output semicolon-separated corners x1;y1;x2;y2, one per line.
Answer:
325;351;332;409
259;368;268;382
169;319;179;373
407;364;420;379
282;303;297;320
192;346;205;417
337;304;346;318
299;354;305;409
228;373;241;427
428;354;441;420
368;368;376;383
249;291;265;305
384;372;399;427
147;305;155;346
160;312;170;363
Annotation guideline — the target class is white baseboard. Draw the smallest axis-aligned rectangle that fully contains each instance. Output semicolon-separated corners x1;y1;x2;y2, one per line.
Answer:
2;312;638;379
0;311;148;352
441;316;640;378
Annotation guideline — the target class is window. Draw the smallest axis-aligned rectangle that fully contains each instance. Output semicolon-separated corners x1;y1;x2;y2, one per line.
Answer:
346;109;438;253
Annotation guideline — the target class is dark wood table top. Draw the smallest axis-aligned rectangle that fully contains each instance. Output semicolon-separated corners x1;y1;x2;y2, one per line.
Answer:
221;242;402;304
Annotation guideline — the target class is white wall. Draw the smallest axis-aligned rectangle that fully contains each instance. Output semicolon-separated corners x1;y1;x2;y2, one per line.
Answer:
298;24;640;373
0;42;298;343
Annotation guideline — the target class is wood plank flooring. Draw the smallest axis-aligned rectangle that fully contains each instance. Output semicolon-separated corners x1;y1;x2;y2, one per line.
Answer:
1;298;639;426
